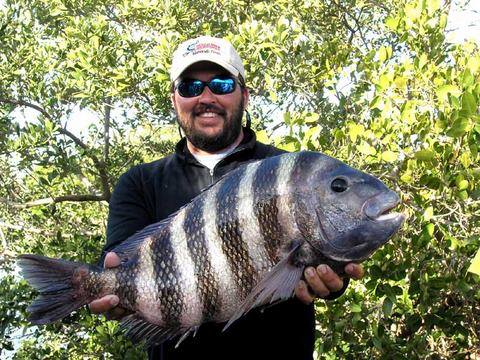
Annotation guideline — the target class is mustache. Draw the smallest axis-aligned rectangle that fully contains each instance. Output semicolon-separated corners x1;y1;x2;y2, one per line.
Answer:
194;104;226;115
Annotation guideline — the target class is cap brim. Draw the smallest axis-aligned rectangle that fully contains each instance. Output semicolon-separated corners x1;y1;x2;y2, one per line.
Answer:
170;54;240;82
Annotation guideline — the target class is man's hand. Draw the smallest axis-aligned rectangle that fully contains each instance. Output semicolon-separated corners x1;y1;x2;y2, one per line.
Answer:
88;252;127;320
295;263;364;304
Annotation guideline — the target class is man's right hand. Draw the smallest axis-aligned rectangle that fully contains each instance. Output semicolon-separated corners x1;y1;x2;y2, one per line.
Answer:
88;252;127;320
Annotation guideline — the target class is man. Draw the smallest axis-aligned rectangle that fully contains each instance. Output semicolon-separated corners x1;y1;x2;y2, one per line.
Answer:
90;36;364;359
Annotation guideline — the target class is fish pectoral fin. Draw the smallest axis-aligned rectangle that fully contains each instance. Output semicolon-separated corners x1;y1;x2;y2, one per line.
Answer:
223;245;304;331
120;314;189;347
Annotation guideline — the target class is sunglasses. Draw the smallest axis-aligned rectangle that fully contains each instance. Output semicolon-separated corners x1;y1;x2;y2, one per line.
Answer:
175;75;237;98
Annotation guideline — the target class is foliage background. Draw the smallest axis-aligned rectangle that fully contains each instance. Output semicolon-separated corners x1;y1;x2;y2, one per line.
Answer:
0;0;479;358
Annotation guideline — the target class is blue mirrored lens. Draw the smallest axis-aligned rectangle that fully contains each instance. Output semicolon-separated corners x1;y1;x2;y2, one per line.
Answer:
177;76;236;97
209;78;235;95
178;80;204;98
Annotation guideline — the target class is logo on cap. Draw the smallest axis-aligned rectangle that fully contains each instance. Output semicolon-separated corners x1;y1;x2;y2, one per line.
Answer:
183;40;221;57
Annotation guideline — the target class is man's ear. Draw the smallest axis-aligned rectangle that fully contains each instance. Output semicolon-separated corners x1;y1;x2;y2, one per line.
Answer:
241;86;249;110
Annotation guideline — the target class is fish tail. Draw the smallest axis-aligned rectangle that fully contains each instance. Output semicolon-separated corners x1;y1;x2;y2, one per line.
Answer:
17;254;100;325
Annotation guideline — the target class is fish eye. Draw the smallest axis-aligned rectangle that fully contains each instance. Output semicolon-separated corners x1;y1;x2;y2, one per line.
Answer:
331;178;348;193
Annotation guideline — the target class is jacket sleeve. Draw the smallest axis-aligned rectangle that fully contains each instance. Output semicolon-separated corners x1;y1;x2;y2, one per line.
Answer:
99;166;153;265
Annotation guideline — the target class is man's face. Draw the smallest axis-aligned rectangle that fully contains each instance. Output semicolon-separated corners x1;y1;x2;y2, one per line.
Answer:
171;62;249;152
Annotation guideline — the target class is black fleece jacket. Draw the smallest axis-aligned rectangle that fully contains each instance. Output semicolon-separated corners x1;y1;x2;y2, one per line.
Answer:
102;127;347;360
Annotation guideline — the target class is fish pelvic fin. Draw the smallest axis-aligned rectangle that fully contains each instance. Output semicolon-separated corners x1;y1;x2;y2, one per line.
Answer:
121;314;197;348
223;244;304;331
17;254;99;325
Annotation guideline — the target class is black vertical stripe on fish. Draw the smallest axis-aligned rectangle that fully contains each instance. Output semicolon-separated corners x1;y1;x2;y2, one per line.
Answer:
215;164;259;302
115;261;138;311
251;155;284;262
283;152;323;244
150;226;184;327
182;195;220;322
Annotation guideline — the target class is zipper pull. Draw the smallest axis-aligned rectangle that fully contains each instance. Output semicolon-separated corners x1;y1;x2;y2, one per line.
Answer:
209;168;214;177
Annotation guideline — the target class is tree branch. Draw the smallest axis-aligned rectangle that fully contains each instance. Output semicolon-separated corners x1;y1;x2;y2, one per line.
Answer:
0;194;107;208
0;221;99;236
0;97;112;201
331;0;370;51
104;98;112;162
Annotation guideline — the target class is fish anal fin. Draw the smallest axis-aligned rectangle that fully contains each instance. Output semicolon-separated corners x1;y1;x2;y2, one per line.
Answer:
120;314;197;348
223;244;304;331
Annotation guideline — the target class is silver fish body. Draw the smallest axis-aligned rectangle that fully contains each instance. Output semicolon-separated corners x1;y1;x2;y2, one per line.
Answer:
18;151;404;346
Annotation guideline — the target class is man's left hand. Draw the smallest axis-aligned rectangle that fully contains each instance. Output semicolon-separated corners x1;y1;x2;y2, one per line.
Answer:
295;263;364;304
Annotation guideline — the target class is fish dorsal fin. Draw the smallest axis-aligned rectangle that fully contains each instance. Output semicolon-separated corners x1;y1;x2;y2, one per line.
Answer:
223;242;304;331
111;207;182;262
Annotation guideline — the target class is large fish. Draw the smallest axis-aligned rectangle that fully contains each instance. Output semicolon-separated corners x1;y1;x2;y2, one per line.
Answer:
18;151;404;346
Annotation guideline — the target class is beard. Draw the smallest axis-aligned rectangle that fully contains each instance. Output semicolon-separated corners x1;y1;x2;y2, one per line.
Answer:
177;97;244;152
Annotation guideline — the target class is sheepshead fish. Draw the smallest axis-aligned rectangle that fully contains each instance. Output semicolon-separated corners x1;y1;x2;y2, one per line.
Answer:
18;151;404;346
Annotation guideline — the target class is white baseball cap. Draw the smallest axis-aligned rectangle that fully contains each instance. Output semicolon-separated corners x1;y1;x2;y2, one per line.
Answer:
170;36;246;82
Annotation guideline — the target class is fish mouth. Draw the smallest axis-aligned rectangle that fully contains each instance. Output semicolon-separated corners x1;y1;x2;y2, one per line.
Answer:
363;190;405;223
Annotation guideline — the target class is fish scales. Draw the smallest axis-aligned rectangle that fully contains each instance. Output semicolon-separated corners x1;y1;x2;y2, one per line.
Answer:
274;153;303;241
215;162;262;315
18;151;405;347
169;208;203;327
134;236;164;325
182;195;220;323
235;162;271;272
251;153;290;262
201;170;242;321
151;226;184;327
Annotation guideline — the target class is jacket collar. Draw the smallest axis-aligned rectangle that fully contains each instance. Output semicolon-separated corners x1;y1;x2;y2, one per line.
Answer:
175;127;257;165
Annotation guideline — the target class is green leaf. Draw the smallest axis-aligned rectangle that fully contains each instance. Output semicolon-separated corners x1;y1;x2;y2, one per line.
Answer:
385;16;399;30
446;118;469;138
351;303;362;313
304;113;320;123
462;92;477;115
378;46;391;63
348;123;364;142
381;150;398;162
383;297;393;317
426;0;440;13
457;180;468;191
414;149;435;161
436;84;461;101
423;207;434;222
468;248;480;276
358;141;377;155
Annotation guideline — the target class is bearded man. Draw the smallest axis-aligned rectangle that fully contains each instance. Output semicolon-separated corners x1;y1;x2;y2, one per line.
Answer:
89;36;363;360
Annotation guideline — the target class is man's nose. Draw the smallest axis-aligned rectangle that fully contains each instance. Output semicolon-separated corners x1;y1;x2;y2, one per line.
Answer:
198;85;216;103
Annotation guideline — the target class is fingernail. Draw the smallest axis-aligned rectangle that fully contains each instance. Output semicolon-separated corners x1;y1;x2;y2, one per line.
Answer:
109;296;119;306
346;264;354;273
299;280;306;290
318;264;328;275
306;268;315;277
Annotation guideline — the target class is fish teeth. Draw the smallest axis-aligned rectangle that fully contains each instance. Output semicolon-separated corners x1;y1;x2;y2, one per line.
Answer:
375;212;403;221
